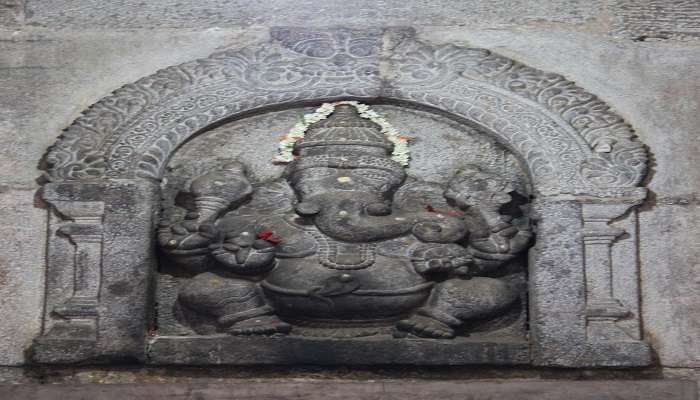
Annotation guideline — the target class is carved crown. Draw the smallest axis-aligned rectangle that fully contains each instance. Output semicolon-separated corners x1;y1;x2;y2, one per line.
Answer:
294;105;393;155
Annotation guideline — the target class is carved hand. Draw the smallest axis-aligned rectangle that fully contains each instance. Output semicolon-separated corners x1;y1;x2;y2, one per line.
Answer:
412;214;467;243
503;227;533;254
419;254;474;276
470;223;532;255
209;231;276;275
412;243;474;277
158;213;219;252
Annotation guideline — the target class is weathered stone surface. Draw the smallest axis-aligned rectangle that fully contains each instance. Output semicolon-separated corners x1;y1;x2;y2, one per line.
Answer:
0;0;24;25
18;0;700;42
34;180;161;364
666;369;700;399
610;0;700;41
0;188;45;366
0;380;696;400
528;199;585;365
526;199;650;367
639;204;700;368
23;0;603;29
609;209;643;339
148;336;530;365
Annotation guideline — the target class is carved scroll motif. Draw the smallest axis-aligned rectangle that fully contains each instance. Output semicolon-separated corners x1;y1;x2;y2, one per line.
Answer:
43;28;647;198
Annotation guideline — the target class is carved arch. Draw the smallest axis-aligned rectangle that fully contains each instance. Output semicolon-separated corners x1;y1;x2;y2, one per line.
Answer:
35;28;653;367
44;27;647;198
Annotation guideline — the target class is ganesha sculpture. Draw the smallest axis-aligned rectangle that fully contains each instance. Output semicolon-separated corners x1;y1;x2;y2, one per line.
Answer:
158;104;532;339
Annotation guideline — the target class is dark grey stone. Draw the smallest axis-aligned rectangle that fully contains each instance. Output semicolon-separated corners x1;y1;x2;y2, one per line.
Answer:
147;336;530;365
156;105;531;341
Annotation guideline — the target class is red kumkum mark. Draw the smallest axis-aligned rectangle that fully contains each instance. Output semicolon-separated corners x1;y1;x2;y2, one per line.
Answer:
257;229;282;244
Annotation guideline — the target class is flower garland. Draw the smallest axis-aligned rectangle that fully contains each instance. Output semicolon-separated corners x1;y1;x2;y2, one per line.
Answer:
273;101;410;166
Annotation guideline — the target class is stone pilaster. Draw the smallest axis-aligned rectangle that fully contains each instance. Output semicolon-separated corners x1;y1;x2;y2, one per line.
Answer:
32;179;160;364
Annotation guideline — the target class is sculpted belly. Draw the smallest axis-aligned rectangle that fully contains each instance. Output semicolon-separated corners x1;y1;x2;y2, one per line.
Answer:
262;254;432;321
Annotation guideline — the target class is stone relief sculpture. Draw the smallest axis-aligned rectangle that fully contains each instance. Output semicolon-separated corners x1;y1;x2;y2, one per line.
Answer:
34;27;651;366
157;104;532;339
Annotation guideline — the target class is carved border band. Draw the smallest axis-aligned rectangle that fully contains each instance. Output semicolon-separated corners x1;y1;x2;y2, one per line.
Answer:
44;27;647;199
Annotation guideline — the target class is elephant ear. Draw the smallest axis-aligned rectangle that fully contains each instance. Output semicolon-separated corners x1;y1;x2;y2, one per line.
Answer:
234;180;296;217
393;179;452;213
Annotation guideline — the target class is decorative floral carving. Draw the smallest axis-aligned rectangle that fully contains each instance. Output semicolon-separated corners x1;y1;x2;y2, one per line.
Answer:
43;28;647;198
394;44;493;88
581;145;648;187
387;38;647;193
272;27;382;59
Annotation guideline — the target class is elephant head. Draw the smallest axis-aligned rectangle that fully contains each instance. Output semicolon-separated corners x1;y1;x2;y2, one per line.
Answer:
285;104;465;243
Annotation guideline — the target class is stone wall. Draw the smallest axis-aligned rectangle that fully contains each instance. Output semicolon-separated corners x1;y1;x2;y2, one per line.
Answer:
0;0;698;388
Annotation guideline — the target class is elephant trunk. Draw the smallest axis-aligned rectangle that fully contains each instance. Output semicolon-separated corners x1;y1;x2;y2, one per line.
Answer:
298;194;466;243
296;195;411;242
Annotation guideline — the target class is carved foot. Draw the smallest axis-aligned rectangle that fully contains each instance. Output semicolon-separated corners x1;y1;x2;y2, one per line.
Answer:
226;315;292;336
396;314;455;339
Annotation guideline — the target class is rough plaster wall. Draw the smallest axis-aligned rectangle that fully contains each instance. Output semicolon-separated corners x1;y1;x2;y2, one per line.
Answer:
0;0;698;380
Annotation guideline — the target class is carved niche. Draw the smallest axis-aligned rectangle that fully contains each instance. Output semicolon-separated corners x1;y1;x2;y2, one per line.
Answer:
156;103;532;344
34;27;652;367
